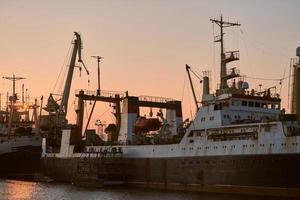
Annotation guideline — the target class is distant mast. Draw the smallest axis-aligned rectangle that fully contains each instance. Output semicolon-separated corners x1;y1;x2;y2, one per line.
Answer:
210;16;241;94
2;74;26;101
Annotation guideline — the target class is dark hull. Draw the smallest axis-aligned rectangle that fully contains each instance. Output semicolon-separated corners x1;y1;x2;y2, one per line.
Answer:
0;146;42;180
42;154;300;197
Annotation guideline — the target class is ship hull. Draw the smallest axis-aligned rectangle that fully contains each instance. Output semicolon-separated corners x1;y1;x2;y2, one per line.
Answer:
42;153;300;196
0;145;42;180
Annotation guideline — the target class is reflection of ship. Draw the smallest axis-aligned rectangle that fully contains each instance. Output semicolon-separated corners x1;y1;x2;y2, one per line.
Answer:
0;76;42;179
41;17;300;197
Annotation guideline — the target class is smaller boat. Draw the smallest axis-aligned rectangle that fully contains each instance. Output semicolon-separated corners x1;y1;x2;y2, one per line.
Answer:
134;117;161;133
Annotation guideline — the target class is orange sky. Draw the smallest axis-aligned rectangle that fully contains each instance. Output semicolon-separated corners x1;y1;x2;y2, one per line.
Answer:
0;0;299;127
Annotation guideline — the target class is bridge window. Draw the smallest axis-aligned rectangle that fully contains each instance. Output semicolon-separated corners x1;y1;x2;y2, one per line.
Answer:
255;102;260;107
242;101;247;106
232;100;240;106
248;101;254;107
214;104;222;110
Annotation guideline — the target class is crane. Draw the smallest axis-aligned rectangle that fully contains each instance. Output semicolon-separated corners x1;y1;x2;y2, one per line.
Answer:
59;32;89;116
185;64;203;111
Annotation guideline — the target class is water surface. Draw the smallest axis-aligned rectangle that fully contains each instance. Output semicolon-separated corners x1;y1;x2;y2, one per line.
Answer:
0;179;287;200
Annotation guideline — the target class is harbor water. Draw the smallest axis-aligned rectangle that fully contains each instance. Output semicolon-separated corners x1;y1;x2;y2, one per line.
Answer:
0;179;291;200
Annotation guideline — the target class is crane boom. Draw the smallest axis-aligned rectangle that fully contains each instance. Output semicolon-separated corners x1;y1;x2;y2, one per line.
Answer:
60;32;88;115
186;64;199;110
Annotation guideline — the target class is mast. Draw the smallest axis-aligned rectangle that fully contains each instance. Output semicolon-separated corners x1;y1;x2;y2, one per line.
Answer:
91;56;104;96
2;74;26;101
210;16;241;92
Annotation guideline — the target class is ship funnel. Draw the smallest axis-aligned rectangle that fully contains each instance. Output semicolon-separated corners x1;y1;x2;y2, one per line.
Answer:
296;47;300;57
203;76;210;95
292;47;300;121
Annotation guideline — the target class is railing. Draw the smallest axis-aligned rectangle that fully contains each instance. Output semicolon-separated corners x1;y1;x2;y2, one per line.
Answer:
138;95;174;103
226;68;240;76
75;89;127;98
224;51;239;61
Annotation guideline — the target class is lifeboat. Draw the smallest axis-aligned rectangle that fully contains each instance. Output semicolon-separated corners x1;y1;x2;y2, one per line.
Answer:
134;117;161;133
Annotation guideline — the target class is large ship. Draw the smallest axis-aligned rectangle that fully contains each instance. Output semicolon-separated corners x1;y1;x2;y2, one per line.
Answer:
41;17;300;197
0;76;42;179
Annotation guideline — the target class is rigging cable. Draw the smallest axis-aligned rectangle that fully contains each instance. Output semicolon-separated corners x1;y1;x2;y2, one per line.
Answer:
245;75;289;81
82;52;91;88
51;40;73;93
239;28;254;79
279;68;286;96
181;73;187;102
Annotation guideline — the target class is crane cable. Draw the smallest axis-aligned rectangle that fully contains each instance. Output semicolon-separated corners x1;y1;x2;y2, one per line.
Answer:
181;73;187;102
245;75;289;82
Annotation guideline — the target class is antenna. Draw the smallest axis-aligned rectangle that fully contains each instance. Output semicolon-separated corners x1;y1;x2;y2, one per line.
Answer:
91;56;104;96
2;74;26;100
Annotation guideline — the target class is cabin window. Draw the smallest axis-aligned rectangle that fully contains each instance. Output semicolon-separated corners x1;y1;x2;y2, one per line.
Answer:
262;103;267;109
214;104;222;110
242;101;247;106
222;102;229;107
255;102;260;107
275;104;280;109
188;131;194;137
196;131;203;136
248;101;254;107
235;115;240;120
267;103;272;109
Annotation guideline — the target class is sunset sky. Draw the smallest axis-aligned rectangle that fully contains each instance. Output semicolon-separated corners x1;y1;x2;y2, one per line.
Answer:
0;0;299;127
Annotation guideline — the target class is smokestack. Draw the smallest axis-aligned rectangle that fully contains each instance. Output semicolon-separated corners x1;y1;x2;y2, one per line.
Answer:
292;47;300;121
202;76;210;95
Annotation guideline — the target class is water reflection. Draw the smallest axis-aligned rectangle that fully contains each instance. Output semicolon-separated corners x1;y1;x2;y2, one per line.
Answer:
1;180;38;200
0;179;286;200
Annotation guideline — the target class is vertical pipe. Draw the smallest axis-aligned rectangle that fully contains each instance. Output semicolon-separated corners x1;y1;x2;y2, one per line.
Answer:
203;76;210;95
97;57;100;95
76;90;85;136
22;84;24;105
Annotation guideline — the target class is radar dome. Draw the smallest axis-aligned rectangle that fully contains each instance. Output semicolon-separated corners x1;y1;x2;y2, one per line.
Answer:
297;46;300;57
242;81;249;90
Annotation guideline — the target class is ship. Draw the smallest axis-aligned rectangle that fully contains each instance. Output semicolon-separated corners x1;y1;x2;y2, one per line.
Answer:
0;76;42;179
41;17;300;197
